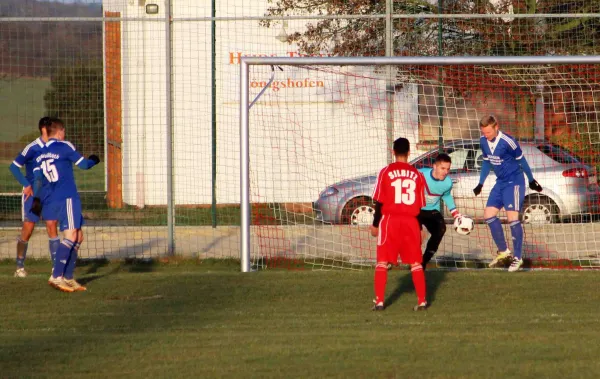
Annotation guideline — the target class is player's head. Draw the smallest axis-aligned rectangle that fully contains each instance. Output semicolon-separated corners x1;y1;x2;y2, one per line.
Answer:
38;117;52;136
479;114;499;141
47;118;65;140
393;138;410;161
432;153;451;180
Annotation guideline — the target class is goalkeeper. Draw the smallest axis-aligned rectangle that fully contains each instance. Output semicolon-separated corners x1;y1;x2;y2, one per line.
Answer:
473;115;543;272
417;153;462;270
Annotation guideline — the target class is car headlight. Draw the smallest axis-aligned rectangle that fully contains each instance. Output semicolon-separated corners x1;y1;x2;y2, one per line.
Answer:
319;186;339;198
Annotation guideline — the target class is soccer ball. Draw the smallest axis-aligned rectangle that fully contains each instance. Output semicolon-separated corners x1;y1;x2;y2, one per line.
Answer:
454;216;474;236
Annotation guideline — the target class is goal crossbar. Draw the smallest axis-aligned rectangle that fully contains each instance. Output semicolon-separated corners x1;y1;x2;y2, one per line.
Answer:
239;55;600;272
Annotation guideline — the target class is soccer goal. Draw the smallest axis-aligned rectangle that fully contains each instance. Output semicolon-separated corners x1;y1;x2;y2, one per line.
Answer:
240;56;600;272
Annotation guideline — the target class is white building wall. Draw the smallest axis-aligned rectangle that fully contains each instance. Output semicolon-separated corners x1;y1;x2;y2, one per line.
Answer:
103;0;420;205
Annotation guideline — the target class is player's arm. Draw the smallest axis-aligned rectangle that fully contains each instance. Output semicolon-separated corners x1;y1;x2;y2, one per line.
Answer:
473;148;490;196
441;187;461;219
8;161;30;188
370;167;386;237
512;141;543;192
29;167;44;217
9;150;33;198
66;144;100;170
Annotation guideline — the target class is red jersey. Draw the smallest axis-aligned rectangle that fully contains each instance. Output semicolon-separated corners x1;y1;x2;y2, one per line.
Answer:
372;161;425;217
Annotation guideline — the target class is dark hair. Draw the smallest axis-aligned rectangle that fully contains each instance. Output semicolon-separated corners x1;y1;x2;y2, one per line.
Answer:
435;153;452;164
46;117;65;137
393;137;410;156
479;114;498;128
38;117;52;133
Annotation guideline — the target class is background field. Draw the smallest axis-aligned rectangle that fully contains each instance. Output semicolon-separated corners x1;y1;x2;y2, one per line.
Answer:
0;78;51;142
1;260;599;379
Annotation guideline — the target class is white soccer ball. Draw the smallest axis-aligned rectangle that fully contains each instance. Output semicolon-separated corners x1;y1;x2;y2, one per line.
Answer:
454;216;474;236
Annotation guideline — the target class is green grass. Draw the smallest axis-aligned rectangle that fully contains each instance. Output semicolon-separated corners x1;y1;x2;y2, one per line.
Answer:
0;161;105;193
0;78;51;142
1;260;599;379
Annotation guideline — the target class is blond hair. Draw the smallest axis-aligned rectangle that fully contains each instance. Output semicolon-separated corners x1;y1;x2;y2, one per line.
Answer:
479;115;498;128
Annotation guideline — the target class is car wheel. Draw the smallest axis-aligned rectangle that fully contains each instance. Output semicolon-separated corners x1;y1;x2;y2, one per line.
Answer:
522;195;558;225
341;197;374;226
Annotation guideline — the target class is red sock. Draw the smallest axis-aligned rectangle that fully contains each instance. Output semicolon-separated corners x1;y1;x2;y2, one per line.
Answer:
374;263;388;304
411;264;426;304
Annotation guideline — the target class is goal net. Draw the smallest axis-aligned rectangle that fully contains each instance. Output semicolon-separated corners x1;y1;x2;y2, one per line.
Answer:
241;57;600;271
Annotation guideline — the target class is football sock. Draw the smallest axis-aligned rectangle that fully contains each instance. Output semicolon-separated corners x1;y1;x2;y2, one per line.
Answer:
422;250;435;270
16;238;28;268
485;216;508;252
64;242;81;280
53;239;74;278
49;237;60;267
411;264;426;304
374;262;388;304
509;220;524;259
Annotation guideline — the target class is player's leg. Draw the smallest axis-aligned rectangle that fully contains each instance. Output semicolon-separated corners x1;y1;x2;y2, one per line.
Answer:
15;193;39;277
48;199;76;292
398;217;427;310
43;203;60;270
485;184;511;267
506;180;526;272
373;215;391;310
421;211;446;270
64;229;86;291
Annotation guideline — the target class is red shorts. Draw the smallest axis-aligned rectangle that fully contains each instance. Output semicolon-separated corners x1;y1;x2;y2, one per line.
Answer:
376;214;422;265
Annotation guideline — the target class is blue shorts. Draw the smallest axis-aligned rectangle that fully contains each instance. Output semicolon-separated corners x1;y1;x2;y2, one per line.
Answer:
46;197;85;231
22;193;55;223
486;176;526;212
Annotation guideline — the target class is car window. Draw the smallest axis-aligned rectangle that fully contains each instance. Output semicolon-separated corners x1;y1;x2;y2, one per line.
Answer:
537;143;581;165
448;149;468;171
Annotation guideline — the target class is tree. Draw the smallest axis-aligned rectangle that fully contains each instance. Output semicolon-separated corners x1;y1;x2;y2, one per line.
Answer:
261;0;600;57
44;62;104;156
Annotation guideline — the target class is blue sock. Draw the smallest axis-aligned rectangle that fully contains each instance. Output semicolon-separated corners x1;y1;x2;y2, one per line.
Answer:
16;238;28;268
64;242;81;280
53;239;73;278
510;220;524;259
485;217;507;252
49;237;60;267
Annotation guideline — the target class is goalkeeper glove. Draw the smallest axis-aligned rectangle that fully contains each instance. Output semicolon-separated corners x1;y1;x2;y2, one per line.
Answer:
30;197;42;217
451;209;462;219
473;183;483;196
529;179;543;192
88;155;100;165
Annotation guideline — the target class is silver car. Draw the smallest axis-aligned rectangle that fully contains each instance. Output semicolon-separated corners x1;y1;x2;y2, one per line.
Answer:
314;140;600;225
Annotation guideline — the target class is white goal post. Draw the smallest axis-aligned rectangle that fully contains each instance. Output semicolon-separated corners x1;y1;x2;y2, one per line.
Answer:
240;55;600;273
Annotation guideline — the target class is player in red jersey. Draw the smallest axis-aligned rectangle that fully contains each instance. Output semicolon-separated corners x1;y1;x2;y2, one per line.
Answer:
369;137;428;311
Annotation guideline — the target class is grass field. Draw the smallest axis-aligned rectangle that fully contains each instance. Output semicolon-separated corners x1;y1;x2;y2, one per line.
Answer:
0;78;51;142
0;161;105;194
1;260;599;379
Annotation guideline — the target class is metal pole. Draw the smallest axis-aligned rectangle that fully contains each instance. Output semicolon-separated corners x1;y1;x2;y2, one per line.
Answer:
385;0;394;163
437;0;444;153
211;0;218;228
240;60;251;273
241;56;600;66
165;0;175;256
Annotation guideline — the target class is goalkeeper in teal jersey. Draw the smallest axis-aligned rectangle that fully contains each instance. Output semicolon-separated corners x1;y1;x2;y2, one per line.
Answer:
417;153;462;270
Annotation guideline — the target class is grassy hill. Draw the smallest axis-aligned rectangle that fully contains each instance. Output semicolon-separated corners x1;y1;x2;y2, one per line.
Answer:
0;77;51;142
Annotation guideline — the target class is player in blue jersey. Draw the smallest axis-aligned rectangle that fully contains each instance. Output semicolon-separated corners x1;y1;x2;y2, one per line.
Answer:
417;153;463;270
32;118;100;292
8;117;60;278
472;115;543;272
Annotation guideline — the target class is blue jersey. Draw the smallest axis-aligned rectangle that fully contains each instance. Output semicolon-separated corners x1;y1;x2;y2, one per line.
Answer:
419;167;456;213
12;138;46;185
480;131;524;182
34;139;85;204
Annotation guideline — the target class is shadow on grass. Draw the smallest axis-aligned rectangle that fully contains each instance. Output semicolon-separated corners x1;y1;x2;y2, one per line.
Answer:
75;257;158;286
385;268;448;309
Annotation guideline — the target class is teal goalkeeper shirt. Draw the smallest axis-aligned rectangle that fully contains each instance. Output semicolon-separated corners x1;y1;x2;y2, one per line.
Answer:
419;167;457;213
